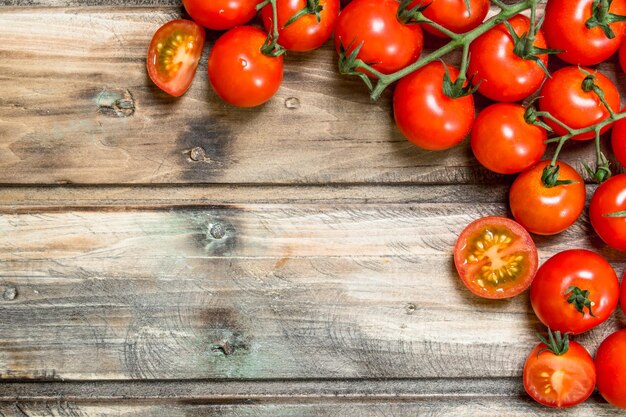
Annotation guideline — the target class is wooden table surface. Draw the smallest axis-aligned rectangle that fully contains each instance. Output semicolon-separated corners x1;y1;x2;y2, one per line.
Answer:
1;1;625;415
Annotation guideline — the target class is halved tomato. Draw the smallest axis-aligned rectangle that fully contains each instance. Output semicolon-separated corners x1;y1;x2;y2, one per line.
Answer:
524;332;596;408
454;216;538;299
146;20;205;97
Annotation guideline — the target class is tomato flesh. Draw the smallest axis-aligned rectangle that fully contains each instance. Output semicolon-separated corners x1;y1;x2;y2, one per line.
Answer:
454;216;538;299
595;330;626;409
524;341;596;408
147;20;205;97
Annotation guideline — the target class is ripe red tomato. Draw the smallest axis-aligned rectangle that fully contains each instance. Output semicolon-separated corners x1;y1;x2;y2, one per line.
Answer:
589;174;626;251
621;272;626;316
620;40;626;74
334;0;424;75
394;62;474;150
611;109;626;169
418;0;489;38
524;334;596;408
208;26;283;108
543;0;626;66
467;14;548;103
509;161;586;235
530;250;619;335
182;0;260;30
454;216;538;299
471;103;547;174
539;67;620;141
595;329;626;409
146;20;205;97
262;0;339;52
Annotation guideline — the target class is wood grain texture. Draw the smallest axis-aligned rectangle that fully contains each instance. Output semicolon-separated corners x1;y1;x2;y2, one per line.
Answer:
0;7;623;185
0;203;624;380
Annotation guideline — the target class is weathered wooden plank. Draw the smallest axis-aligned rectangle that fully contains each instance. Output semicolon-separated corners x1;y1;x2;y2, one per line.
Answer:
0;7;622;185
0;204;624;380
1;397;623;417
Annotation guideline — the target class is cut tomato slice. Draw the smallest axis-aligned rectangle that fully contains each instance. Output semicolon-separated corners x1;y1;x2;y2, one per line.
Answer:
147;20;205;97
454;216;538;299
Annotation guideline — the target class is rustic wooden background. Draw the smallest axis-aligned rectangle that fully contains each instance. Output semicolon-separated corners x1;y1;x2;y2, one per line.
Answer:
1;0;625;415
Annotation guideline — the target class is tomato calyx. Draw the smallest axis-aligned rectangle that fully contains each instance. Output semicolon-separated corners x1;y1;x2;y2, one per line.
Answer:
565;286;597;318
583;151;612;184
337;40;381;90
605;210;626;217
257;0;288;57
283;0;324;29
541;164;578;188
586;0;626;39
505;17;562;76
538;329;570;357
441;60;479;99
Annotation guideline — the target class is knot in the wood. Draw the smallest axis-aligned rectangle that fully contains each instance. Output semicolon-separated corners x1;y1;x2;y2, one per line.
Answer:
405;303;416;314
284;97;300;110
96;88;135;117
209;223;226;239
189;147;208;162
211;340;235;356
3;286;17;301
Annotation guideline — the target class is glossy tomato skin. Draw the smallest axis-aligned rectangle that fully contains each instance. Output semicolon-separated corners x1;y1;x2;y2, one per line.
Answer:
595;329;626;409
620;40;626;74
621;272;626;316
539;67;620;141
394;62;474;150
417;0;489;38
524;340;596;408
262;0;339;52
334;0;423;75
509;161;586;235
454;216;538;299
468;15;548;103
530;250;619;335
589;174;626;251
543;0;626;66
182;0;260;30
611;108;626;169
471;103;547;174
146;20;205;97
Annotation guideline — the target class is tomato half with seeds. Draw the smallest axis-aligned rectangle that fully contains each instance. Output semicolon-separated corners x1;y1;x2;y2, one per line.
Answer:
454;216;538;299
182;0;260;30
530;250;619;335
589;174;626;251
509;160;586;235
417;0;489;38
146;20;205;97
524;332;596;408
595;329;626;409
611;109;626;169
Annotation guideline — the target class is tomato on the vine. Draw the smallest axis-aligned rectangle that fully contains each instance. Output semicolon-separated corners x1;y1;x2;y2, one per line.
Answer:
182;0;260;30
208;26;283;108
471;103;547;174
146;20;205;97
334;0;423;75
261;0;340;52
611;109;626;169
543;0;626;66
595;329;626;409
417;0;489;38
454;216;538;299
509;161;586;235
530;250;619;335
589;174;626;251
524;332;596;408
467;14;548;103
539;66;620;141
394;62;474;151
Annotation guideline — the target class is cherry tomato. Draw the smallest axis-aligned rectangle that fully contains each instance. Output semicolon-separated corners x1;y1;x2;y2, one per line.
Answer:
524;333;596;408
621;272;626;316
595;329;626;409
454;216;538;299
589;174;626;251
182;0;260;30
543;0;626;66
417;0;489;38
262;0;339;52
334;0;424;75
471;103;547;174
146;20;205;97
509;161;586;235
539;67;620;141
611;108;626;169
208;26;283;108
467;14;548;103
394;62;474;151
530;250;619;335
